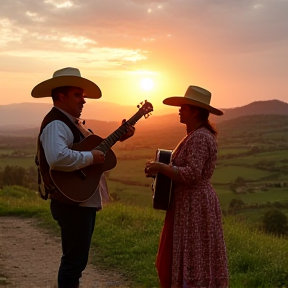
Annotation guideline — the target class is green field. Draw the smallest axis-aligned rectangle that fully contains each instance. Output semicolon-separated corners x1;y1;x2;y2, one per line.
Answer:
107;180;153;207
213;166;274;183
108;159;152;186
220;150;288;166
0;156;35;168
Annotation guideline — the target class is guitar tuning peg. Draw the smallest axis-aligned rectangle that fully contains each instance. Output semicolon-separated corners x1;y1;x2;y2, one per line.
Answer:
144;112;152;119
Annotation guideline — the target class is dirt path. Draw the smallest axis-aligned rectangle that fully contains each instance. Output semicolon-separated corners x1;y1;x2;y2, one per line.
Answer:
0;217;132;288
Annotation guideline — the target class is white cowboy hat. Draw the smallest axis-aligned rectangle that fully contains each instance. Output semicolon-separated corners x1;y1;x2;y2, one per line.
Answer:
163;85;223;116
31;67;101;99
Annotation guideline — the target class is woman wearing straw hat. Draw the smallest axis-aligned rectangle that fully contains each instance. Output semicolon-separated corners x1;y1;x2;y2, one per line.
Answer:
32;67;135;288
145;86;229;288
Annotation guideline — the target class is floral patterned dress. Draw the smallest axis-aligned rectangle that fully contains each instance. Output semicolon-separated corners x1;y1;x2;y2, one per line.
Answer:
156;127;229;288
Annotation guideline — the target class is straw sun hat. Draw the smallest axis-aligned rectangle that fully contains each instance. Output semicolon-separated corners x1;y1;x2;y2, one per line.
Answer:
31;67;101;99
163;85;223;116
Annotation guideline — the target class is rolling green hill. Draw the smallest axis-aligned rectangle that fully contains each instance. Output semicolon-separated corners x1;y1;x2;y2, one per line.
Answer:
1;112;288;216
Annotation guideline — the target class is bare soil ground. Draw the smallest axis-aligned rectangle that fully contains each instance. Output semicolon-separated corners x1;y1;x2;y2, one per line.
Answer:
0;217;132;288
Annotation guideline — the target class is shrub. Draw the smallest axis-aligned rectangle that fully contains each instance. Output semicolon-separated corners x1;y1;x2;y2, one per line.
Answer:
262;209;288;236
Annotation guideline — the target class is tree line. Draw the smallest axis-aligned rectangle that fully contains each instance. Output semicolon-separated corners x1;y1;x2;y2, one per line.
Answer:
228;198;288;237
0;165;38;191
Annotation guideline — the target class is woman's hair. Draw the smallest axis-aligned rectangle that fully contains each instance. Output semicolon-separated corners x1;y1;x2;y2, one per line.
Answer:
51;86;72;102
191;106;218;136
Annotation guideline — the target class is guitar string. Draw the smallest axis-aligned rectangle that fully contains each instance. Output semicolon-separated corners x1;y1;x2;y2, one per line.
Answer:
95;110;145;153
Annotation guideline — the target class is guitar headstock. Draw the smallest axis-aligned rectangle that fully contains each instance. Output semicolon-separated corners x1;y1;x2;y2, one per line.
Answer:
137;100;153;119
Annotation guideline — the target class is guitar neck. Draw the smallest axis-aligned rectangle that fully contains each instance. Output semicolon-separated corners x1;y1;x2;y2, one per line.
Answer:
96;110;143;153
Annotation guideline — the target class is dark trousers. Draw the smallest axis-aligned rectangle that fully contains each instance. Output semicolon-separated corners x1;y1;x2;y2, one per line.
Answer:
50;199;97;288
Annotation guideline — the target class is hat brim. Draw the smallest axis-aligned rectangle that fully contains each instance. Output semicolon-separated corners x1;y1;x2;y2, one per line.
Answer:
31;76;101;99
163;97;223;116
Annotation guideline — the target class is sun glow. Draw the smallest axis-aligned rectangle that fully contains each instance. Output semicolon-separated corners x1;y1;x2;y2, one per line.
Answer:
140;78;154;91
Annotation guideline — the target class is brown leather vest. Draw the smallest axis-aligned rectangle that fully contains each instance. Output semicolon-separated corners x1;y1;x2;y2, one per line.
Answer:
36;107;84;205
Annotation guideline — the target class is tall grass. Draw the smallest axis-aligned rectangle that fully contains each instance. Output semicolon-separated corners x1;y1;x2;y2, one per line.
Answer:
225;217;288;287
1;186;288;287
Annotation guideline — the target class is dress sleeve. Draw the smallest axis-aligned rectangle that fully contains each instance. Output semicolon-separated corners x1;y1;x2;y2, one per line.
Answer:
177;132;211;185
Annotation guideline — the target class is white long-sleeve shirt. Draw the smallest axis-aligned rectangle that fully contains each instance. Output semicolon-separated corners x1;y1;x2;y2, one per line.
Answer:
40;107;107;208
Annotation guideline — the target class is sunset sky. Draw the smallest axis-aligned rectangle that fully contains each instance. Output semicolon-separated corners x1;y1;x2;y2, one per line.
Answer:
0;0;287;114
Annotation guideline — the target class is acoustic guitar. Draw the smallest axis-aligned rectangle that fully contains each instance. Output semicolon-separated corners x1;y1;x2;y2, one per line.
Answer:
50;100;153;203
152;149;173;211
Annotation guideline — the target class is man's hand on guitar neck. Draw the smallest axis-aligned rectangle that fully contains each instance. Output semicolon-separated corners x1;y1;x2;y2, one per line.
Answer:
91;150;105;164
119;119;136;142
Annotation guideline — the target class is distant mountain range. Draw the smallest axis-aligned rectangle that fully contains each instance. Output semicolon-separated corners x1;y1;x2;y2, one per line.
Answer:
216;99;288;121
0;99;288;136
0;101;138;129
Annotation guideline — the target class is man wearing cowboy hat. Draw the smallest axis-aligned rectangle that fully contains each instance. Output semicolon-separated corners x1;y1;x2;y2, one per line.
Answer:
145;86;229;288
32;67;135;288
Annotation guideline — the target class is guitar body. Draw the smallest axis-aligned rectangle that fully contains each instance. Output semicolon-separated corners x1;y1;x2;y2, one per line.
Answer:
152;149;173;211
49;100;153;203
50;135;117;203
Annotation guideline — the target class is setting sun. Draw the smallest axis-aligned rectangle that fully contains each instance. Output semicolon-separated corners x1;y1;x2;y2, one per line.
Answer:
140;78;154;91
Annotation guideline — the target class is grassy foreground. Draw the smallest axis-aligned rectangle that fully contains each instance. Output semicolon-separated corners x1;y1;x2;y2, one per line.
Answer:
1;186;288;288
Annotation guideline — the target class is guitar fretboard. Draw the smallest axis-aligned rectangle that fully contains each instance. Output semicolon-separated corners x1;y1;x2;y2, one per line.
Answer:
95;110;143;154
